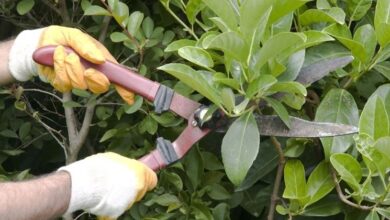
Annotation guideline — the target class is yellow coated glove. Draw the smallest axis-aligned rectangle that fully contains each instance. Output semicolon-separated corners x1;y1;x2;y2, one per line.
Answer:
8;25;134;104
58;152;157;219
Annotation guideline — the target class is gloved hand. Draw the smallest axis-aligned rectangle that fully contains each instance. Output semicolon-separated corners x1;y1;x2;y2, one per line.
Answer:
8;25;134;104
58;152;157;219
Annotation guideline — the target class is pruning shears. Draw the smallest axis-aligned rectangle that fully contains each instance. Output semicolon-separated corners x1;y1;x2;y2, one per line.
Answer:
33;46;358;171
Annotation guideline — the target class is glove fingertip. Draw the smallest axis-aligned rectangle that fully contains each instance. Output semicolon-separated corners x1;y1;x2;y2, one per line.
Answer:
84;68;110;94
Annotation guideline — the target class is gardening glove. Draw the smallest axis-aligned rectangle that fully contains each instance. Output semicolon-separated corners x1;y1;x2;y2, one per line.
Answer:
58;152;157;219
8;25;135;104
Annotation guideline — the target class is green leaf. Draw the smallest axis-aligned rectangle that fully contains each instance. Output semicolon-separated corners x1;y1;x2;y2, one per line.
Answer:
250;32;306;73
183;146;204;190
110;32;128;42
0;129;18;138
264;97;291;128
283;159;308;203
19;122;31;140
365;211;380;220
284;138;306;158
354;24;377;62
306;161;335;205
16;0;35;15
374;61;390;80
345;0;372;21
300;8;346;25
222;111;260;186
375;0;390;46
269;81;307;97
376;208;390;219
99;129;117;142
315;89;359;159
158;63;221;105
95;106;113;121
162;31;175;46
149;194;181;206
142;17;154;38
324;24;367;62
62;101;83;108
207;184;231;200
72;88;91;98
186;0;204;25
374;137;390;161
278;50;306;82
246;74;277;98
202;0;238;31
202;152;223;171
127;11;144;36
124;96;143;114
221;88;235;112
139;115;158;135
330;153;362;191
270;0;310;23
207;32;248;63
317;0;331;9
165;39;197;52
178;46;214;68
150;112;183;127
213;73;240;90
213;203;230;220
302;195;342;216
84;5;111;16
359;95;390;140
237;140;279;191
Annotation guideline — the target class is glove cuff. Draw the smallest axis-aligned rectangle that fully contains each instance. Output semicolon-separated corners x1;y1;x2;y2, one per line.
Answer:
8;28;44;81
58;154;139;217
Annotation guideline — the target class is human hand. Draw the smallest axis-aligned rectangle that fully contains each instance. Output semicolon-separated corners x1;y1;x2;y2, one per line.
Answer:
58;152;157;218
8;25;134;104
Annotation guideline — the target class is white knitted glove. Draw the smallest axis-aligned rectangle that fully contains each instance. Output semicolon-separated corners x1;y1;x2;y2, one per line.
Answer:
58;152;157;219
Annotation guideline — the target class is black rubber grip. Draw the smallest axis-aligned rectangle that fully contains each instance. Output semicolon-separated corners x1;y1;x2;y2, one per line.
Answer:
153;85;174;114
156;137;178;164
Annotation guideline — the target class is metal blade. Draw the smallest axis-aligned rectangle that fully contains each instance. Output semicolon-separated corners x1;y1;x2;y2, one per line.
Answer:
255;115;358;137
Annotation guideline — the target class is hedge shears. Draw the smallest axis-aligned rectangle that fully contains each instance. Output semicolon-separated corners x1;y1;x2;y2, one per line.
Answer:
33;46;358;171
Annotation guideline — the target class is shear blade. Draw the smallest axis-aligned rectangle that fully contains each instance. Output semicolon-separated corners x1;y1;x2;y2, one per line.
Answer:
255;115;358;137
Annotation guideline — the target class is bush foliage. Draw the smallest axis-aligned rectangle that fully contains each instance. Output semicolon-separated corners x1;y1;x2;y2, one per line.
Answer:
1;0;390;219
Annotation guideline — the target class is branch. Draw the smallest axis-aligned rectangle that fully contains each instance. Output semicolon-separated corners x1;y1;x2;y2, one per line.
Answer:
267;136;286;220
73;102;95;155
63;92;78;147
331;168;373;211
98;16;112;42
23;88;63;102
59;0;70;24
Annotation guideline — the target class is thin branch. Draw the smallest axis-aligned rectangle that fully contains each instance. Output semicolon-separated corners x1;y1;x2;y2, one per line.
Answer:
63;92;78;145
267;136;286;220
23;88;63;102
331;168;373;211
74;103;95;155
98;16;112;42
59;0;70;24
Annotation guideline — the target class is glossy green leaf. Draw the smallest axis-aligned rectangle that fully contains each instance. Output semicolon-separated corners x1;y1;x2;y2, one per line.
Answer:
359;95;390;140
345;0;372;21
207;184;231;200
16;0;35;15
96;106;113;121
374;61;390;80
246;74;277;98
250;32;306;72
284;138;307;158
376;208;390;219
354;24;377;62
186;0;204;24
124;96;143;114
142;17;154;38
62;101;83;108
302;195;342;216
324;24;367;61
162;31;175;46
99;129;117;142
158;63;221;105
237;140;278;191
281;93;306;110
139;115;158;135
207;32;248;62
315;89;359;159
270;0;310;23
165;39;197;52
278;50;306;82
222;111;260;186
221;88;235;112
374;137;390;161
178;46;214;68
269;81;307;97
330;153;362;191
110;32;128;42
201;0;238;31
317;0;331;9
127;11;144;35
283;159;308;202
84;5;110;16
183;146;204;190
365;211;380;220
375;0;390;46
300;8;346;25
306;161;335;205
264;97;291;128
213;73;240;90
213;203;230;220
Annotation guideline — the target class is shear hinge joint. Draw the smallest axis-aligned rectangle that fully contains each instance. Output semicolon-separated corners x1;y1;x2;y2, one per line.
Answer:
156;137;178;164
154;85;174;114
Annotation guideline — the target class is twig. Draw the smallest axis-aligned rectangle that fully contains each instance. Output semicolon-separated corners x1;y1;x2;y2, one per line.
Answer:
331;168;373;211
267;136;286;220
98;16;112;42
23;88;63;102
59;0;70;24
63;92;78;146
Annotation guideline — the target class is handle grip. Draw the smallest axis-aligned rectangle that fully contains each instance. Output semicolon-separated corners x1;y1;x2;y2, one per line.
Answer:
33;46;160;101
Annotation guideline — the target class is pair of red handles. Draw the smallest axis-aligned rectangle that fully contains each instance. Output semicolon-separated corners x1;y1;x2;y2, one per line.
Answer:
33;46;210;172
